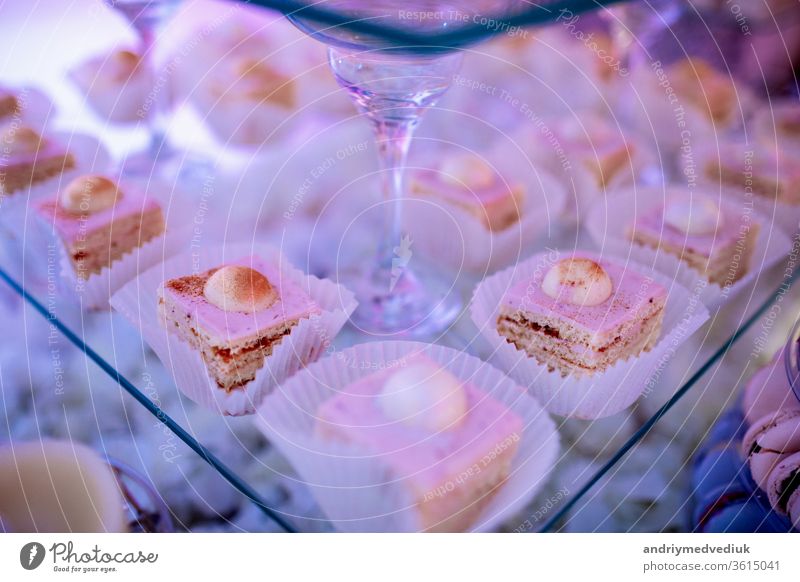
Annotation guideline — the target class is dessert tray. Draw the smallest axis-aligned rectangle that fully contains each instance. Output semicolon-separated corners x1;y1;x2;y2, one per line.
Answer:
3;0;800;533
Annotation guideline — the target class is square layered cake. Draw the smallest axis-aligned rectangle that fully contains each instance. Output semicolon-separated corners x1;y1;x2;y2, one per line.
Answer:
158;256;320;391
316;355;522;532
410;154;525;232
496;254;667;376
36;175;165;279
0;126;76;196
629;194;758;285
702;145;800;205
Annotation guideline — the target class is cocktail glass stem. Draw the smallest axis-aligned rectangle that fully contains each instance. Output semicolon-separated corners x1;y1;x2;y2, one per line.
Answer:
135;21;171;161
107;0;180;175
329;47;463;337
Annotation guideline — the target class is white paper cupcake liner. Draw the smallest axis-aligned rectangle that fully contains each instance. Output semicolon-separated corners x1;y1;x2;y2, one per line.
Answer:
401;170;567;275
253;340;560;532
0;131;112;289
584;189;792;309
69;54;153;125
41;176;191;310
110;243;357;416
470;250;710;419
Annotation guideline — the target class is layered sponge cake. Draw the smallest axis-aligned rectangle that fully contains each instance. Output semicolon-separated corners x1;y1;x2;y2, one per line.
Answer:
0;126;75;195
315;355;522;532
410;153;525;232
629;192;758;285
158;256;320;391
496;254;666;376
36;174;165;279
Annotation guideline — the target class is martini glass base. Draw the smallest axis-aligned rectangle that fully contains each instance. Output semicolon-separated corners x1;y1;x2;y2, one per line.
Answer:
346;263;462;339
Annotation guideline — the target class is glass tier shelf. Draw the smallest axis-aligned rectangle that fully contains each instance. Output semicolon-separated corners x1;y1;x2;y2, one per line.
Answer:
2;215;797;532
3;0;799;534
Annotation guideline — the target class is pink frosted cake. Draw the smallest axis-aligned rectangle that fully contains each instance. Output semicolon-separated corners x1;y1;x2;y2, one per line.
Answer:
409;153;525;232
36;175;164;278
629;194;758;285
496;254;667;376
158;256;320;391
316;355;522;532
554;115;637;190
703;145;800;205
0;126;76;195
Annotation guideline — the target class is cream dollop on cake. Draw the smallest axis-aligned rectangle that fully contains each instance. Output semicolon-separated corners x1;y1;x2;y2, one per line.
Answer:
440;153;495;189
377;362;468;432
542;258;613;306
60;175;122;214
2;126;44;155
204;265;278;313
664;197;720;236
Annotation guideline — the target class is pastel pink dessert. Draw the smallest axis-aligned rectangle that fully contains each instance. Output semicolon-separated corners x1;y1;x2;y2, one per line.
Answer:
409;154;525;232
743;349;800;425
36;175;164;279
766;450;800;517
158;256;320;391
496;253;667;376
703;144;800;205
556;117;637;190
0;126;76;195
790;487;800;530
742;411;800;490
315;355;522;532
629;193;758;285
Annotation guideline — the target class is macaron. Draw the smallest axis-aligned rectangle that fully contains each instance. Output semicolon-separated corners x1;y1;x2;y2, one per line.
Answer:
742;409;800;460
788;488;800;531
748;416;800;490
743;349;800;425
766;450;800;515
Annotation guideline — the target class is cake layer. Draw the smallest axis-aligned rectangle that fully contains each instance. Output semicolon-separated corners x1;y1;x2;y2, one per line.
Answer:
160;292;299;390
500;252;667;339
704;158;800;205
315;359;522;532
0;149;75;195
497;294;664;375
631;222;758;285
159;256;319;346
410;169;524;232
158;255;320;391
66;206;165;278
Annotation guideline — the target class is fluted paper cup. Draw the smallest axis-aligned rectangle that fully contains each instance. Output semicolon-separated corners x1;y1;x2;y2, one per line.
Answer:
0;131;112;290
110;243;357;416
585;188;792;309
401;170;566;274
253;340;559;532
36;176;189;311
470;250;710;419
